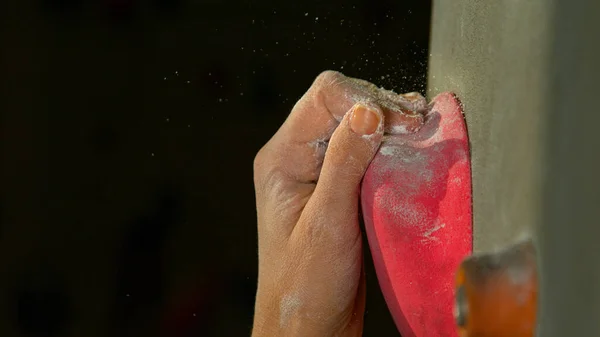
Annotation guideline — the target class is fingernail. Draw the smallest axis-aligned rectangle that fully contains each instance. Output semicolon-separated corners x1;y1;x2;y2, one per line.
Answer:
350;104;381;135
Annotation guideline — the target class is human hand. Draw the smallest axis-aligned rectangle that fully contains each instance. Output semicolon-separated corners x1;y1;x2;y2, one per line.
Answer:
252;71;427;337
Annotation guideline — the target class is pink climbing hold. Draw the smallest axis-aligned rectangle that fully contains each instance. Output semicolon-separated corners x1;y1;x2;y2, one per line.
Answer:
361;92;473;337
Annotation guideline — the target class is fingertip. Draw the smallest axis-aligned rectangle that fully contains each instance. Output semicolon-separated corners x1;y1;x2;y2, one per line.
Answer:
319;102;384;178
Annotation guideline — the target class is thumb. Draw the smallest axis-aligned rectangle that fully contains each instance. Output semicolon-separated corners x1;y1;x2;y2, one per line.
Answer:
311;102;384;206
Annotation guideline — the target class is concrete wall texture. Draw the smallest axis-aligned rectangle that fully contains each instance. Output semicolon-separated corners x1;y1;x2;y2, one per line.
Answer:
428;0;551;252
428;0;600;335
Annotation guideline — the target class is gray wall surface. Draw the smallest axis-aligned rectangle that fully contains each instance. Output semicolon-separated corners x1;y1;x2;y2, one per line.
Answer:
428;0;552;252
428;0;600;336
537;1;600;336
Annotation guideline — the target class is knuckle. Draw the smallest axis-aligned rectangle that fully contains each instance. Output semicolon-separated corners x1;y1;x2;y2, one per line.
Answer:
253;145;267;175
253;145;288;190
299;70;345;117
253;145;273;185
316;69;342;81
312;70;343;91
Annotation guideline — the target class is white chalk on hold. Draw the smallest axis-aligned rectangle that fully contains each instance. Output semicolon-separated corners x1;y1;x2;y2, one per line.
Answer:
392;124;409;134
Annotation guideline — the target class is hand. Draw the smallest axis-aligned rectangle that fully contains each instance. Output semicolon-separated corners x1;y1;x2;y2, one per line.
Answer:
252;71;426;337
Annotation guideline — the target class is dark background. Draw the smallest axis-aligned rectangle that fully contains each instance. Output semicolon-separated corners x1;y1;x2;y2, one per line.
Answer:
1;0;431;336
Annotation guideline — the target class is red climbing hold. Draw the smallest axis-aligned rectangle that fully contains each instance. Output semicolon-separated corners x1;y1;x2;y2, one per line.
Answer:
361;92;473;337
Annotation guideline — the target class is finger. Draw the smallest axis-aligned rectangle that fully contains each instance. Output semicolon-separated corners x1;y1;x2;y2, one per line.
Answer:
384;91;429;134
253;72;421;237
256;71;423;188
346;78;428;135
281;72;423;144
299;102;384;233
349;262;367;334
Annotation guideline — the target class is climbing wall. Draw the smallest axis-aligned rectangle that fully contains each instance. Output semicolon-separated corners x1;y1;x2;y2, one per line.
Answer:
427;0;551;252
428;1;600;336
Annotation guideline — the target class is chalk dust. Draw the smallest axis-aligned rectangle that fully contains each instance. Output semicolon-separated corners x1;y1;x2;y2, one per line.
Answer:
279;294;302;328
422;223;446;242
391;124;409;134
